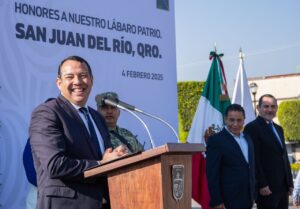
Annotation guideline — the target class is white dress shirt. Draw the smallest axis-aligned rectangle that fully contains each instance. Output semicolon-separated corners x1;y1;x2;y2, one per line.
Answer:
226;127;249;163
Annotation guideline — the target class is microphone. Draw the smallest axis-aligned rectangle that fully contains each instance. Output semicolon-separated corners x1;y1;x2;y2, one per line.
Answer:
102;97;179;143
103;98;136;111
101;97;156;149
101;98;121;108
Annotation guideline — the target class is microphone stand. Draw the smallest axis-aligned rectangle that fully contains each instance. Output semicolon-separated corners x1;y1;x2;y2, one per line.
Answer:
104;99;155;149
103;98;179;145
134;108;180;143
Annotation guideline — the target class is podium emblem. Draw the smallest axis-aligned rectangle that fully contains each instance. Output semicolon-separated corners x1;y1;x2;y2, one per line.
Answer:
172;165;184;201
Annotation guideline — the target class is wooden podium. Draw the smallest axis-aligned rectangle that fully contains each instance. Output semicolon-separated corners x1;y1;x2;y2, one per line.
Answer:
84;143;205;209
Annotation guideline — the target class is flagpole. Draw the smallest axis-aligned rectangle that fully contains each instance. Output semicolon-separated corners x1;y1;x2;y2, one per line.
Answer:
239;48;244;106
214;42;217;53
239;47;244;60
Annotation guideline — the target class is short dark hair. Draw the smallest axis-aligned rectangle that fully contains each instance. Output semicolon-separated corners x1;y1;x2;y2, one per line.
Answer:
258;94;277;107
224;104;245;118
57;55;92;78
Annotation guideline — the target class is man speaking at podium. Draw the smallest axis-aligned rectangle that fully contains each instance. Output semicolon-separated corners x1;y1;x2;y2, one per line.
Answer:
29;56;127;209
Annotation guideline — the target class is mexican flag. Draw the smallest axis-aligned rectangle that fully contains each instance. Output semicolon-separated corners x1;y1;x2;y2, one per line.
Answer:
187;51;230;209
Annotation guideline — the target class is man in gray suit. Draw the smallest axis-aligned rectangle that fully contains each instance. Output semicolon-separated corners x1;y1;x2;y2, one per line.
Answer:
29;56;127;209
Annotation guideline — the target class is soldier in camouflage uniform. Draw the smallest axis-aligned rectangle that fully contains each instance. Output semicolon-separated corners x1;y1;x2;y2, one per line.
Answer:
95;92;144;153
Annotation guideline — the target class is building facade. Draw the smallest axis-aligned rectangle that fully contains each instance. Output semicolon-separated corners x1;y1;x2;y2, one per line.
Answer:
248;73;300;163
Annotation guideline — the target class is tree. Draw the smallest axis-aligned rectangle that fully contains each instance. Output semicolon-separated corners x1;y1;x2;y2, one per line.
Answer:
277;100;300;141
177;81;205;141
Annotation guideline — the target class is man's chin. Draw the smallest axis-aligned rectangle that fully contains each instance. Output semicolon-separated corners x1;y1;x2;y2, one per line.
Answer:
105;119;114;123
266;115;275;120
73;93;87;99
72;98;86;106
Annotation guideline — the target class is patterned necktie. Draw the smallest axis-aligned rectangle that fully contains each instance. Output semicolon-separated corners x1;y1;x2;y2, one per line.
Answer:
79;107;102;155
268;122;283;148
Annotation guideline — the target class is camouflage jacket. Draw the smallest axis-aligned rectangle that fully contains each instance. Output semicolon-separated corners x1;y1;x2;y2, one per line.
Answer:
109;126;144;153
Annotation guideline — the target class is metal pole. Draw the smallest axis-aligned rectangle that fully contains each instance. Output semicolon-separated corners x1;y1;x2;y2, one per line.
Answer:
253;93;257;116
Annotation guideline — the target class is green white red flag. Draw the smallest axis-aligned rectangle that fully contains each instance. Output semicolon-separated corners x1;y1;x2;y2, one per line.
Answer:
187;51;230;209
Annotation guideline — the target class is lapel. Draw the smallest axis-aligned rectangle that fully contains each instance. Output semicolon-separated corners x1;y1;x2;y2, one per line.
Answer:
244;134;254;166
223;129;249;165
57;95;101;159
257;116;283;153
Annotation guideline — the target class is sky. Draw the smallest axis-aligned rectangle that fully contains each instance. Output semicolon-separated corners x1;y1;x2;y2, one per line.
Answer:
174;0;300;96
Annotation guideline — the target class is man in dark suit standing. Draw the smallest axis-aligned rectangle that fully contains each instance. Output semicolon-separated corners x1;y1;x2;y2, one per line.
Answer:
244;94;293;209
206;104;255;209
29;56;127;209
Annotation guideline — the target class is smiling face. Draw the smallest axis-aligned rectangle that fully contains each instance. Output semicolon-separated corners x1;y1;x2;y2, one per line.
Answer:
56;60;93;107
257;96;278;122
225;110;245;136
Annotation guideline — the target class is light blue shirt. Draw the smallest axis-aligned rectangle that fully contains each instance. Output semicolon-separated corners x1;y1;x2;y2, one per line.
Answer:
225;127;249;163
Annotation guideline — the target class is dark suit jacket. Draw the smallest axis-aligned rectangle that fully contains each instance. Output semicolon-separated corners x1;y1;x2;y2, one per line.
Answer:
206;128;255;209
29;95;112;209
244;116;293;194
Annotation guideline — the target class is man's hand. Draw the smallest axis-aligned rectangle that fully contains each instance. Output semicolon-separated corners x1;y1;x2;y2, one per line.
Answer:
259;186;272;196
113;145;128;156
213;203;225;209
100;145;128;163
